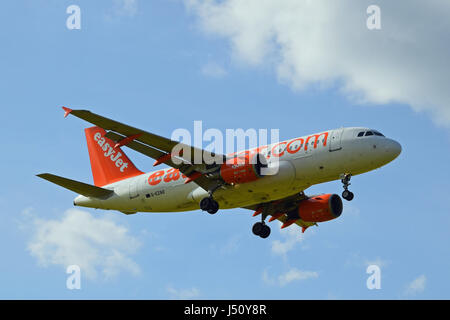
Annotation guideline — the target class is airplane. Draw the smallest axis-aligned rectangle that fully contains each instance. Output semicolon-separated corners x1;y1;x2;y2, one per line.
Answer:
37;107;401;238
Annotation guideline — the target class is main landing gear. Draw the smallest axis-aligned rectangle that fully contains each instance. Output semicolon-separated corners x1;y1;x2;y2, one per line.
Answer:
341;173;354;201
252;210;271;239
200;196;219;214
200;184;223;214
252;222;271;239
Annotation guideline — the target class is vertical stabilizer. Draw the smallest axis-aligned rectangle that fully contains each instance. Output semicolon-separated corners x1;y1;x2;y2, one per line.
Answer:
85;126;143;186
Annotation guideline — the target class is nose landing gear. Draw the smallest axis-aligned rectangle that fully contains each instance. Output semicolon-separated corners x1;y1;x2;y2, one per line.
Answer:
340;173;354;201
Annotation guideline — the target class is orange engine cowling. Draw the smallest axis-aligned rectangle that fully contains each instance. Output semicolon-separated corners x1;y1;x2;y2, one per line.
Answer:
295;194;343;222
220;153;267;184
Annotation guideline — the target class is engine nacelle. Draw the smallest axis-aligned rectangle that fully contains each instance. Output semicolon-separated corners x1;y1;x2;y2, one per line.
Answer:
220;153;267;184
295;194;343;222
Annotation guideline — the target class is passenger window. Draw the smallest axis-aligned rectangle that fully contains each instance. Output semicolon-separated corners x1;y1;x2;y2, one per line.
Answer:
365;131;374;136
357;131;364;137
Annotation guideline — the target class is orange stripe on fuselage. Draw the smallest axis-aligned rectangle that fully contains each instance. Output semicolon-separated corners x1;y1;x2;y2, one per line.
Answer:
144;132;329;187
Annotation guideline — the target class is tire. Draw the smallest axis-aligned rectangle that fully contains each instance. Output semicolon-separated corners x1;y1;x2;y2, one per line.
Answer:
207;200;219;214
259;225;271;239
200;197;212;211
342;190;350;200
342;190;354;201
347;191;354;201
252;222;264;236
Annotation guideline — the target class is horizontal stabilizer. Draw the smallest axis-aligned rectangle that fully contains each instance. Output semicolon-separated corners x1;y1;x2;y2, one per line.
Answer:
36;173;114;199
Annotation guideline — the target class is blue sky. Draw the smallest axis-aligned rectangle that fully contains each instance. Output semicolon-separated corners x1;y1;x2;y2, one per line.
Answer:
1;0;450;299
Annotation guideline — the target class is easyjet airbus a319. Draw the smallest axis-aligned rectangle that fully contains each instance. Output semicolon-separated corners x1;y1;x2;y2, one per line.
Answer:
37;108;401;238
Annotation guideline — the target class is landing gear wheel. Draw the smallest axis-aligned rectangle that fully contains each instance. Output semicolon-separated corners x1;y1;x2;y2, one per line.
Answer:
259;225;271;239
342;190;354;201
200;197;212;211
200;197;219;214
252;222;271;238
252;222;264;236
207;200;219;214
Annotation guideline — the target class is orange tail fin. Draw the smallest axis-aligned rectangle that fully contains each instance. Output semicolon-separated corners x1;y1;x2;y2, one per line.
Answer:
85;126;143;186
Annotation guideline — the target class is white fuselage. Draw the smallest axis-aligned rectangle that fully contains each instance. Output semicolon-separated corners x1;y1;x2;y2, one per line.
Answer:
74;127;401;213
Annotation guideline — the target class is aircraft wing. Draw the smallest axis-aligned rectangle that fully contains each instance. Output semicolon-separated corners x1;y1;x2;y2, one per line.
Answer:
243;192;317;232
62;107;223;191
104;130;218;191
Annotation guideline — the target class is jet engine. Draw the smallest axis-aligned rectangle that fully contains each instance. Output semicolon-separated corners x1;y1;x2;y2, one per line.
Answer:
220;153;268;184
288;194;343;223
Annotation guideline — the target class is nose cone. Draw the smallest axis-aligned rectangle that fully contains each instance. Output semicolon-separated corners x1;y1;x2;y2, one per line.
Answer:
384;139;402;161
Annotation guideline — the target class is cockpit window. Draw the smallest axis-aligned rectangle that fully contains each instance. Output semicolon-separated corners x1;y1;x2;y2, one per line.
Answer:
358;130;385;137
373;131;385;137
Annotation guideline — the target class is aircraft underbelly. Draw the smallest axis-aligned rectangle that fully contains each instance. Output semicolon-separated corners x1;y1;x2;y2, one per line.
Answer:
190;160;304;209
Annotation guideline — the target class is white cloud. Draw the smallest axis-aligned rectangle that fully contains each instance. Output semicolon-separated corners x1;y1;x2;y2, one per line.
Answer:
404;274;427;296
26;208;141;280
278;268;318;286
263;267;318;286
167;286;201;299
271;222;310;258
186;0;450;126
201;61;228;78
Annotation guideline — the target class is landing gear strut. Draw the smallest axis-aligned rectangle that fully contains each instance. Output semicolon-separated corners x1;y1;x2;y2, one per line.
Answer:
252;210;271;239
340;173;354;201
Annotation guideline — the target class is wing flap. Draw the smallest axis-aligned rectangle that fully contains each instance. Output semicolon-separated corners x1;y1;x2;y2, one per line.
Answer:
37;173;114;199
